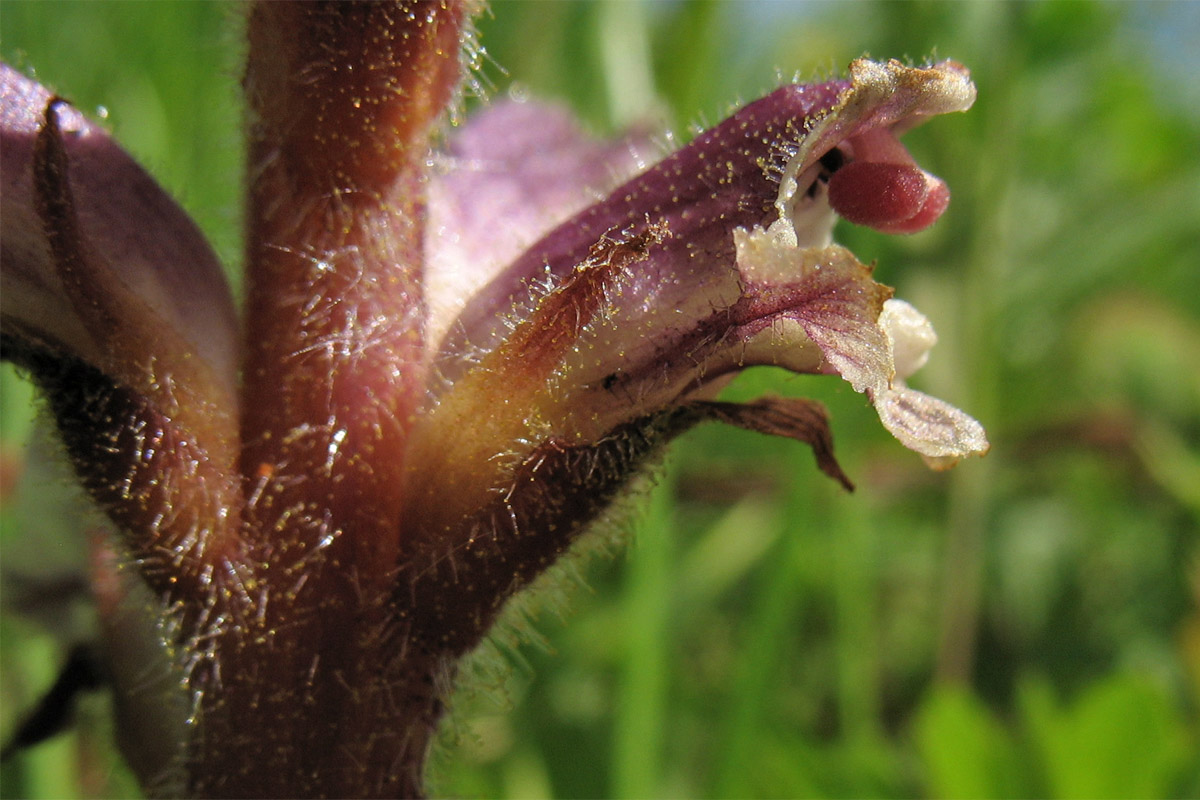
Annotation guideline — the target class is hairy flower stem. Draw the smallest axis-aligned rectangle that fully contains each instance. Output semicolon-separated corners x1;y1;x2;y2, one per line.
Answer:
191;3;469;796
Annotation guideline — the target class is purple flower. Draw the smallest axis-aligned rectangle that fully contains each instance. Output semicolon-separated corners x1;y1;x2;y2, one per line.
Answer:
1;3;986;796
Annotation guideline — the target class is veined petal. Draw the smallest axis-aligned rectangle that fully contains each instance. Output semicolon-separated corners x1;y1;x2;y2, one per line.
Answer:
874;298;989;467
873;386;990;469
434;59;974;377
732;231;989;465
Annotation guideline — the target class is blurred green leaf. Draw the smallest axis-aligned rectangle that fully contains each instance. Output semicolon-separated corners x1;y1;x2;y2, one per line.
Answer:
1018;674;1194;799
913;685;1028;799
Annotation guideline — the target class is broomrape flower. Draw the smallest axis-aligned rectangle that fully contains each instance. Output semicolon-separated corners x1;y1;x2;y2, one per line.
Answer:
0;2;987;797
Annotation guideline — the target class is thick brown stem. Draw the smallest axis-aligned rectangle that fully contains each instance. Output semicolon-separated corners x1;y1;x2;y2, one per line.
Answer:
189;3;470;796
239;0;467;571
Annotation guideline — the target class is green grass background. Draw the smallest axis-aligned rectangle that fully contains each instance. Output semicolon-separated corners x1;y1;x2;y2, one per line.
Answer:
2;1;1198;797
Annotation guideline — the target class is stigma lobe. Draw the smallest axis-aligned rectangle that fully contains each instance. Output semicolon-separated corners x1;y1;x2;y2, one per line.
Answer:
827;160;950;234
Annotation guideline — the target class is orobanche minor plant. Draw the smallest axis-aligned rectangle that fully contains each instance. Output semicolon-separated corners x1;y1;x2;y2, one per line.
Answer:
0;2;987;796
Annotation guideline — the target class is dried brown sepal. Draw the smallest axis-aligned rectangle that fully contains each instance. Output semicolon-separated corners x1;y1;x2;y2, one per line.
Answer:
683;396;855;491
501;221;669;374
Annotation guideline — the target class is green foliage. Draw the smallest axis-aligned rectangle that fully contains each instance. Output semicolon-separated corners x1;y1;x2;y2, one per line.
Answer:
1018;675;1193;799
911;673;1196;800
914;685;1027;799
3;1;1198;798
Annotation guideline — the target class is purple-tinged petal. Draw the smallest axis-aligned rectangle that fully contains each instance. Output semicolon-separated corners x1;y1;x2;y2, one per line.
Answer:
435;60;975;381
730;232;989;465
1;65;246;598
432;77;849;377
774;58;975;238
1;64;239;414
873;299;990;467
406;60;984;550
425;99;660;351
